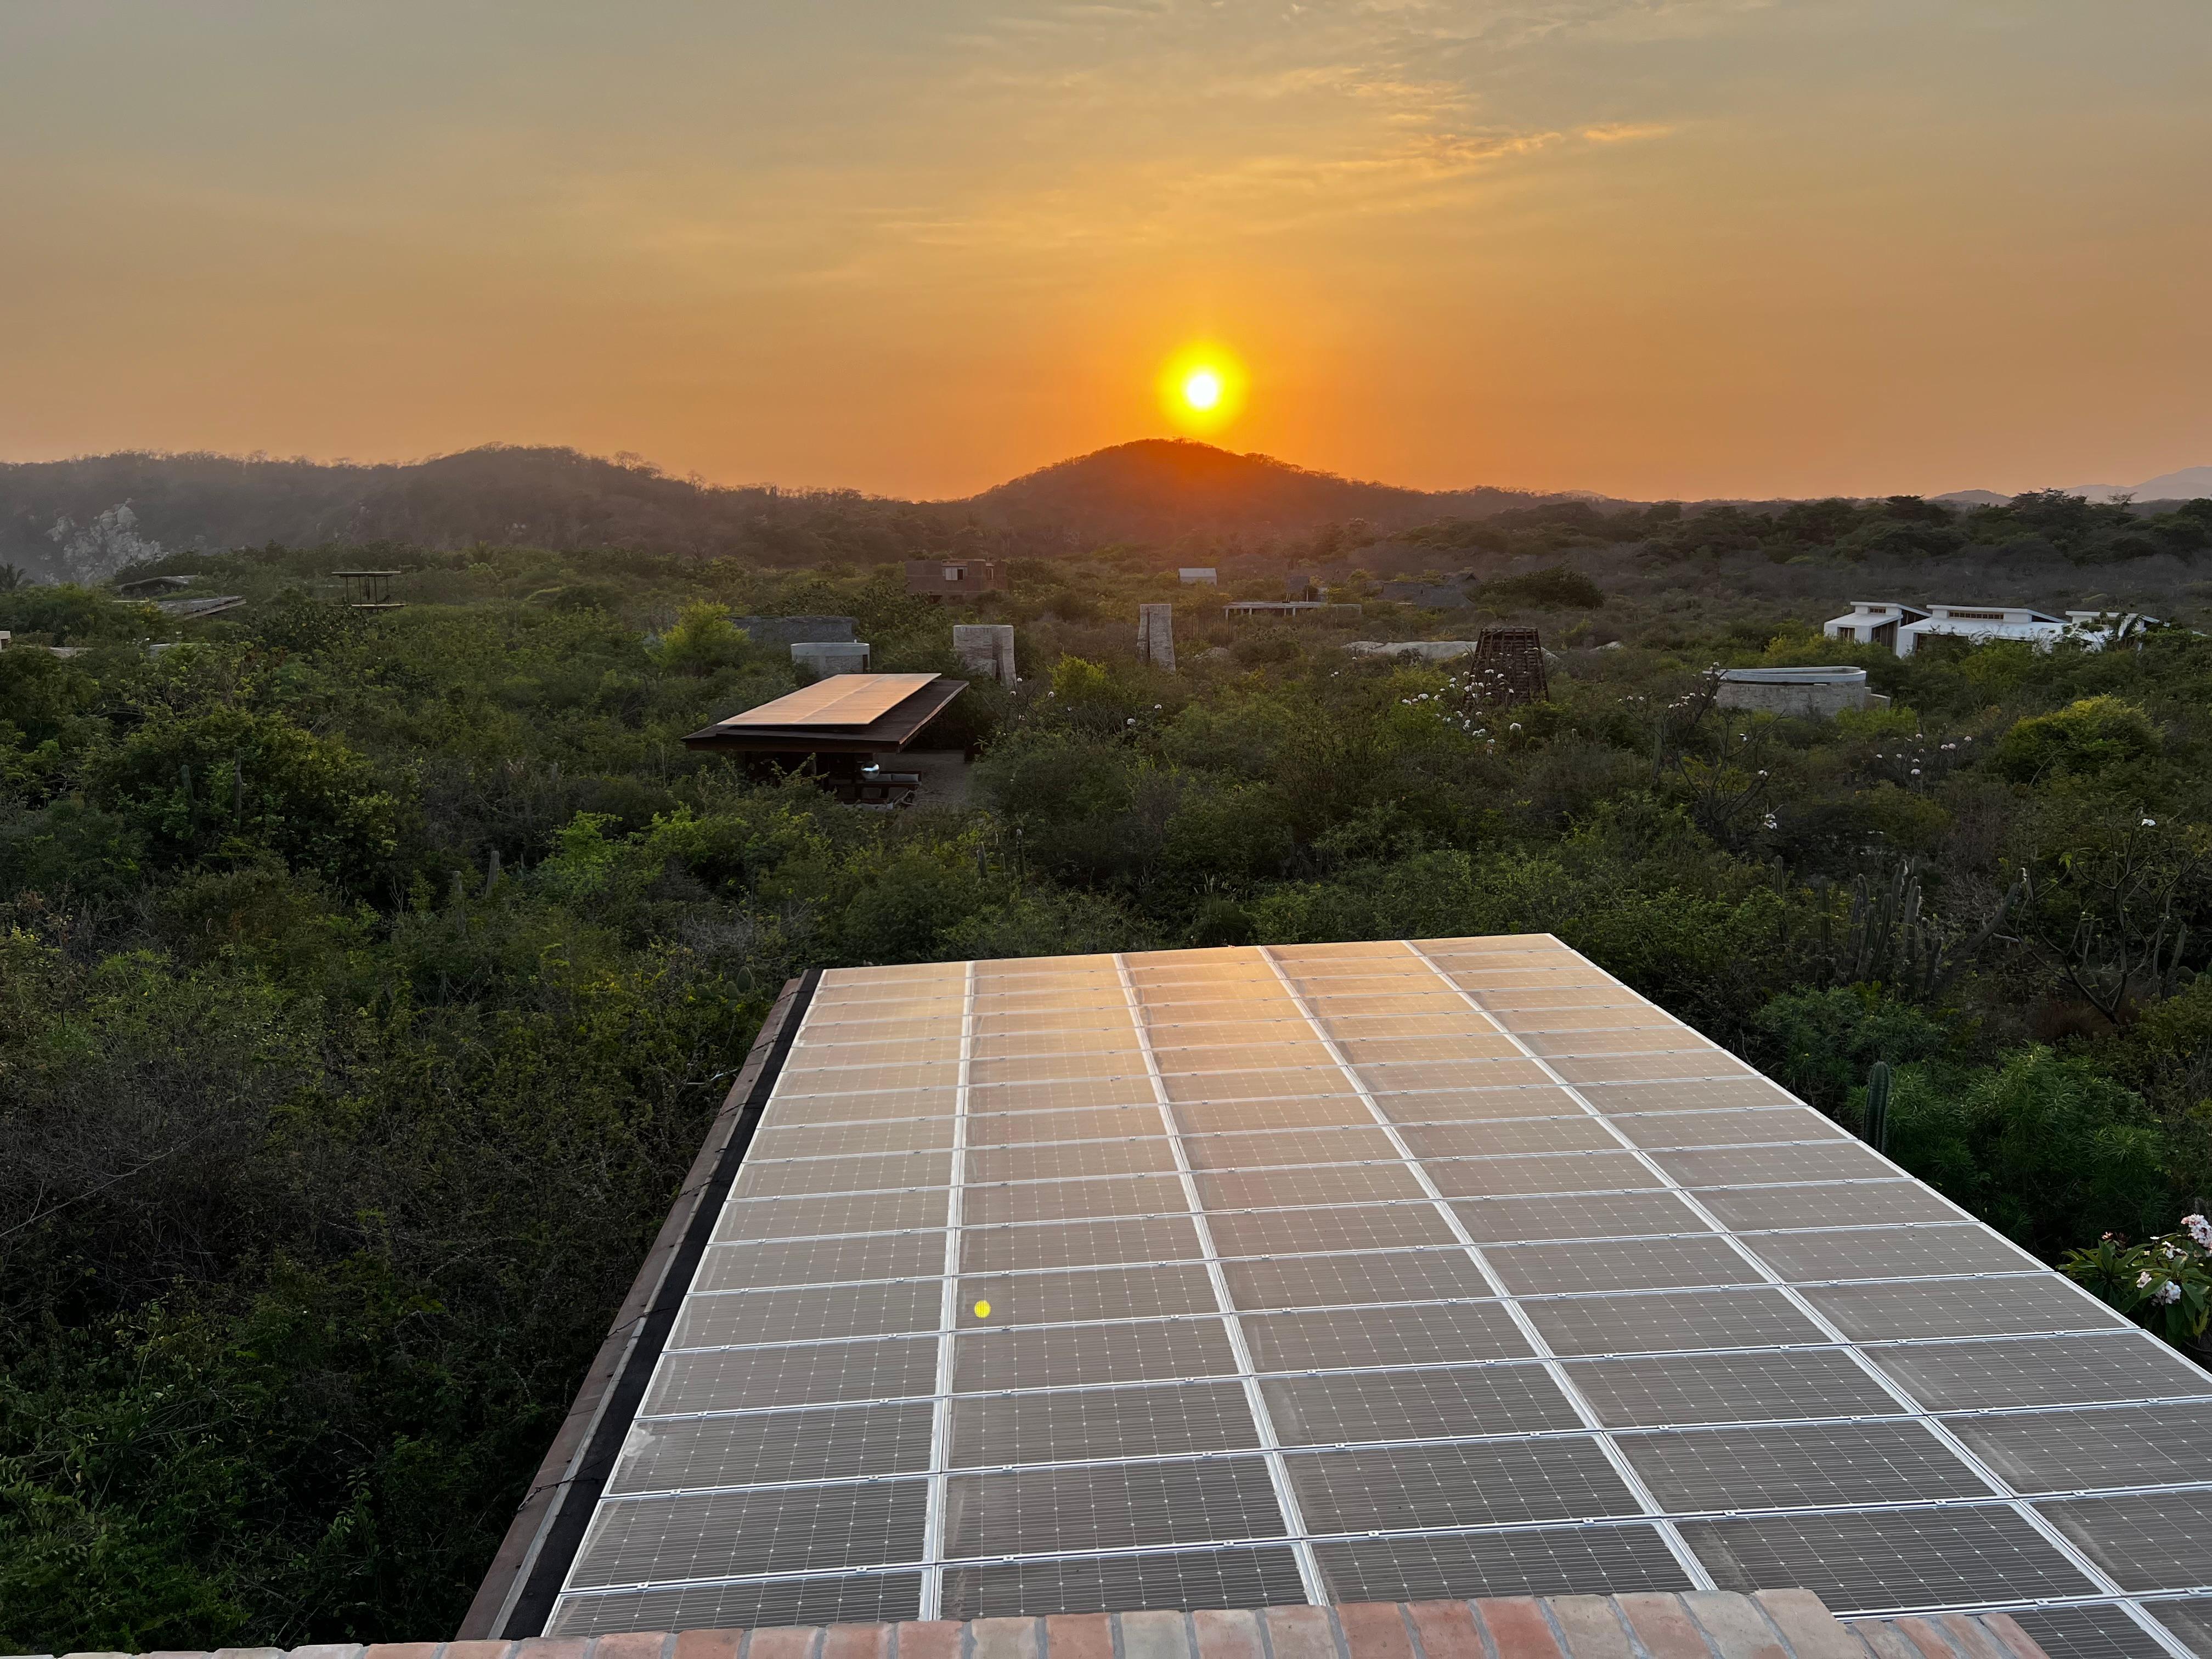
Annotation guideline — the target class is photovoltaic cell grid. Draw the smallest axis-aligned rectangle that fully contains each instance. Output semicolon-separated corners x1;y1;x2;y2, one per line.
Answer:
546;938;2212;1658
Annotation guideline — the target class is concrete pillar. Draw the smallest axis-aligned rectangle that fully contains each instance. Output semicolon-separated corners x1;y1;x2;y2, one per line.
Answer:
1137;604;1176;673
952;623;1017;685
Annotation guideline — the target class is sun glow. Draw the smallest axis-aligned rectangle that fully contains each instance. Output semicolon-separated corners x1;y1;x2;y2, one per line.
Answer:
1159;343;1245;432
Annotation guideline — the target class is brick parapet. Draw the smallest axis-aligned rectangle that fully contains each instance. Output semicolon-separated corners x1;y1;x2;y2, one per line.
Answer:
10;1591;2051;1659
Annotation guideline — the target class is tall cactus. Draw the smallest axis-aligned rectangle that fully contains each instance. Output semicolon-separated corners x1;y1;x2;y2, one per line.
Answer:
1864;1060;1893;1155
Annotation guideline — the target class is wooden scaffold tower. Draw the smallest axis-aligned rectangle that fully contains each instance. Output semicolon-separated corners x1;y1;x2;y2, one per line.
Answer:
334;569;404;610
1468;626;1548;704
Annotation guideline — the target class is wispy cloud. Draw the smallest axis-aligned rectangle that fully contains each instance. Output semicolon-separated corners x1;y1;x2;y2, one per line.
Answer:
1581;121;1678;143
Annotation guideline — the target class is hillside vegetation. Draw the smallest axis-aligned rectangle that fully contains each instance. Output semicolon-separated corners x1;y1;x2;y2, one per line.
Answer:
5;517;2212;1651
1;441;1551;576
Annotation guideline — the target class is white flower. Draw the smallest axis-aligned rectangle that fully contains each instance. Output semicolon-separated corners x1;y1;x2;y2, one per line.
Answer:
2143;818;2157;828
2137;1270;2157;1288
1911;768;1921;776
2185;1215;2212;1249
2154;1280;2182;1306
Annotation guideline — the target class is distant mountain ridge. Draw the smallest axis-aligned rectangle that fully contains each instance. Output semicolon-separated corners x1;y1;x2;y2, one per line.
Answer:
967;439;1555;540
1937;466;2212;507
3;439;2205;575
0;440;1563;573
0;446;853;569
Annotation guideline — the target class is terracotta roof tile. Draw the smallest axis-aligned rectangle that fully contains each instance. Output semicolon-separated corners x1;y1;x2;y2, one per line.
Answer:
0;1590;2073;1659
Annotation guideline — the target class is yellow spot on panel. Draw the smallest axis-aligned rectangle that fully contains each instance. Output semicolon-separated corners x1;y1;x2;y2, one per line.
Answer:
973;1300;992;1319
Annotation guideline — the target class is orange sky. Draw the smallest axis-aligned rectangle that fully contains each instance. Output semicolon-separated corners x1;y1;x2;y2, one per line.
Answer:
1;3;2208;501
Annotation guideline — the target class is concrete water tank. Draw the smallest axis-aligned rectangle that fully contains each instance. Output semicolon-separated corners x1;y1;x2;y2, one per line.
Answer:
1714;665;1881;717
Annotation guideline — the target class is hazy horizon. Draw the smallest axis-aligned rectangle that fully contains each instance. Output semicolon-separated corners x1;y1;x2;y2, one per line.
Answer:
5;433;2209;510
3;3;2208;501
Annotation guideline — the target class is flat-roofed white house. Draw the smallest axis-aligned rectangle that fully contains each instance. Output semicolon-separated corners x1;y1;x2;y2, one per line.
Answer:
1822;601;1929;650
1826;600;2162;657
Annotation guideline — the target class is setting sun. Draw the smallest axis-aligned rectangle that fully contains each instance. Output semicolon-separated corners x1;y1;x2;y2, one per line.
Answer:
1158;344;1245;433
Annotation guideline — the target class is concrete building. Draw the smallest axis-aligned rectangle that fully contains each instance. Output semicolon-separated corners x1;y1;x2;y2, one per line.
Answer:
1137;603;1176;672
1224;600;1363;620
791;640;871;675
1346;639;1480;662
114;574;195;600
1715;665;1883;717
952;623;1016;685
1177;567;1218;585
1822;601;1929;651
1380;580;1472;608
904;558;1006;601
1826;601;2163;657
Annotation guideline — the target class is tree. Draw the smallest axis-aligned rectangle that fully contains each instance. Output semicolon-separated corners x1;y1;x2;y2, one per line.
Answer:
86;708;400;885
2017;810;2212;1022
1995;696;2160;783
649;602;752;675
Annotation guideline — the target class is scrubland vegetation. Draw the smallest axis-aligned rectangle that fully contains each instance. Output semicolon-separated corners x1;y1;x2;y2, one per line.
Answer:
7;503;2212;1650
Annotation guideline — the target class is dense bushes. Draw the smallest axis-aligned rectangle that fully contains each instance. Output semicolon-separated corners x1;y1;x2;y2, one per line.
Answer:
8;543;2212;1649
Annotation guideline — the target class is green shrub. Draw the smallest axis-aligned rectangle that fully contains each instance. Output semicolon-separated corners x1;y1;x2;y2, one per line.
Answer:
650;602;752;675
84;707;400;885
1476;565;1604;609
1887;1047;2170;1254
1995;695;2160;782
1748;985;1949;1118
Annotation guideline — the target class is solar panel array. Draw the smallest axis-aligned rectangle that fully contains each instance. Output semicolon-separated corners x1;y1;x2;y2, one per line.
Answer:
720;674;939;729
547;939;2212;1659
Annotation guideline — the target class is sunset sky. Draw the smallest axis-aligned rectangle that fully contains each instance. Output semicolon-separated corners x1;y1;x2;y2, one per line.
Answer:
2;2;2207;501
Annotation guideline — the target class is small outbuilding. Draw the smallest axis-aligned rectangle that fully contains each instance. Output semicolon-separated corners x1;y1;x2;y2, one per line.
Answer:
952;623;1017;685
905;558;1006;601
791;640;871;675
681;672;967;806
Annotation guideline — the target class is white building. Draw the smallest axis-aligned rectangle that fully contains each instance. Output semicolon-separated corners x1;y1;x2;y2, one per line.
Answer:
1824;600;2161;657
1822;601;1929;651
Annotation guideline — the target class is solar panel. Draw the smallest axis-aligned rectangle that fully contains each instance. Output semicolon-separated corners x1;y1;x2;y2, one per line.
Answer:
541;938;2212;1657
719;672;941;728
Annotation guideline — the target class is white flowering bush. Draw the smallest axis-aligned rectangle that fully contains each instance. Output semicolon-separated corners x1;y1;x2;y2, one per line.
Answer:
2062;1215;2212;1349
